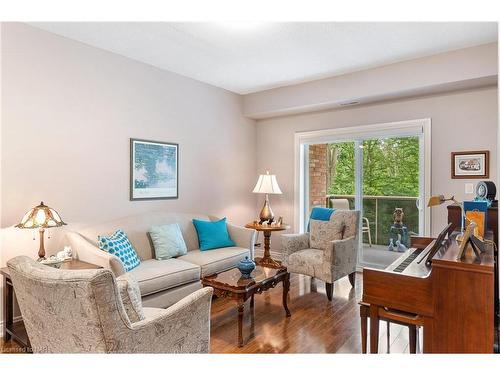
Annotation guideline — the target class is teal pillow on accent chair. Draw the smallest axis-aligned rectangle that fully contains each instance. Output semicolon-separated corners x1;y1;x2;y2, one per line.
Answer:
192;217;236;251
149;223;188;260
98;229;141;272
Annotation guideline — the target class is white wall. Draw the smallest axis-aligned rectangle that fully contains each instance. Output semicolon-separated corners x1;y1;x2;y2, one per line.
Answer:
0;23;257;264
255;87;498;249
244;43;498;119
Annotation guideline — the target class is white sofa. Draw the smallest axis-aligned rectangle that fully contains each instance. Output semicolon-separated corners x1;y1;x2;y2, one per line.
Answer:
66;212;256;308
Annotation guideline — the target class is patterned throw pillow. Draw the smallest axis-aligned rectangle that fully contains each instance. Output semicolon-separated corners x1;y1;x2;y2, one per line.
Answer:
149;223;188;260
98;230;141;272
309;219;345;250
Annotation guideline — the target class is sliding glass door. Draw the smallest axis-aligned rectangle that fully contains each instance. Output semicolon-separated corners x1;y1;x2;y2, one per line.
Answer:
297;119;430;269
358;136;421;268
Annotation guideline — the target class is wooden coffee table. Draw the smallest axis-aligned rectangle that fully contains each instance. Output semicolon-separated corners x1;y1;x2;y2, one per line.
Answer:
202;265;291;347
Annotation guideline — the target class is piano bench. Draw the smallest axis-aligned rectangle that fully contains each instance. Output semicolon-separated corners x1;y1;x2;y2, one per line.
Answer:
359;302;422;354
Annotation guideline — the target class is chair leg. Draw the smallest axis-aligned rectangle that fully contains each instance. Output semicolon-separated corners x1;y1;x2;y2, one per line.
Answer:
325;282;333;301
363;217;372;247
409;325;417;354
367;225;372;247
386;321;390;353
360;305;368;354
348;272;356;287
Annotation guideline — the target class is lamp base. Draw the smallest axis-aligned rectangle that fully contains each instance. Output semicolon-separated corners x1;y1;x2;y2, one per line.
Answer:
258;194;275;225
37;228;46;261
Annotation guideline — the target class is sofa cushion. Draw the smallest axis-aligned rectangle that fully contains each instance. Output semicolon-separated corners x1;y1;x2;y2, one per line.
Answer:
192;217;236;251
128;258;201;296
149;223;188;260
98;230;141;272
178;247;249;277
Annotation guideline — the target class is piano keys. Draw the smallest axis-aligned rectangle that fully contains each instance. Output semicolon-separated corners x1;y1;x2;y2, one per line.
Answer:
361;225;495;353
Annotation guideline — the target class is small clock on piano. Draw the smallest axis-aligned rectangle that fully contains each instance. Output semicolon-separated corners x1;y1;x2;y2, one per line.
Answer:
475;181;497;207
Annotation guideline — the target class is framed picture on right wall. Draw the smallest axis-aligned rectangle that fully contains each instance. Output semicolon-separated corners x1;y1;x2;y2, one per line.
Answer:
451;150;489;179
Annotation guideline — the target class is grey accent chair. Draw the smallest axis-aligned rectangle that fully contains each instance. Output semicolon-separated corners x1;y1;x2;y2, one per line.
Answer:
281;210;360;301
7;256;213;353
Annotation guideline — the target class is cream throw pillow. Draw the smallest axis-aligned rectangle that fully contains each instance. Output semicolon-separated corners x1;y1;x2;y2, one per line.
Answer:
149;223;188;260
309;219;345;250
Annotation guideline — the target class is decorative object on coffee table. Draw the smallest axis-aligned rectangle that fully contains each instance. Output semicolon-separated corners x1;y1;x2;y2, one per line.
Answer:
245;222;290;268
202;264;291;347
15;202;67;261
252;171;282;224
237;256;256;278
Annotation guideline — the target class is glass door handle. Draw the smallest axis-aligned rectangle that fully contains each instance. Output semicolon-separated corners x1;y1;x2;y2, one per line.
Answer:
416;197;423;210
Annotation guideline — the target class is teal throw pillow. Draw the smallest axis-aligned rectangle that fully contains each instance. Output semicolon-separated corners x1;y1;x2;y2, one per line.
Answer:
192;217;236;251
149;223;188;260
98;229;141;272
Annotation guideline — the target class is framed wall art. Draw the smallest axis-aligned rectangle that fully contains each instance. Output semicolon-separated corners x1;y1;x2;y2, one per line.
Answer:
130;138;178;200
451;150;489;179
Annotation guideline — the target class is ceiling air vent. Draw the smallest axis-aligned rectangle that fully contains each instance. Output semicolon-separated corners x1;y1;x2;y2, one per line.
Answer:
339;100;360;107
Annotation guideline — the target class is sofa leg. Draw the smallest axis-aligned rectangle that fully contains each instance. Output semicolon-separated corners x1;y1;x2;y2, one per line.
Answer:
348;272;356;288
325;282;333;301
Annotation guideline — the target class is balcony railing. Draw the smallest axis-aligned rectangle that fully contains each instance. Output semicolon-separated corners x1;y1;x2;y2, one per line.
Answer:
325;194;419;246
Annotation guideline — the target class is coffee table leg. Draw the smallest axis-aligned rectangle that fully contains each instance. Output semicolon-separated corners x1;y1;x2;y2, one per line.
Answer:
282;272;291;317
237;301;245;347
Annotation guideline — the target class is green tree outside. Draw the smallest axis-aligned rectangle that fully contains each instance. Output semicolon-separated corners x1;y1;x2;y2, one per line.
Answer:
327;136;420;245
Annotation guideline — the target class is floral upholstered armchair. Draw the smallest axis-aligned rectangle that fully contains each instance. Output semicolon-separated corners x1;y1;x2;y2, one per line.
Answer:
7;256;213;353
282;210;360;301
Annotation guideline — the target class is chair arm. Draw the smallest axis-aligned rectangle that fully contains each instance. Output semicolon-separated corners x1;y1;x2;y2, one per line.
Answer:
323;236;358;276
120;287;214;353
66;232;125;276
227;223;257;259
281;233;310;265
116;273;145;323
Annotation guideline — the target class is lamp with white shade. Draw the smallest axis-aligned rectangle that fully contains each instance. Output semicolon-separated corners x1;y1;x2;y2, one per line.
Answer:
253;171;282;224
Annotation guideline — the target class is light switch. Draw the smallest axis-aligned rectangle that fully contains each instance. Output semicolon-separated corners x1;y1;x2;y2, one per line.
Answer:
465;183;474;194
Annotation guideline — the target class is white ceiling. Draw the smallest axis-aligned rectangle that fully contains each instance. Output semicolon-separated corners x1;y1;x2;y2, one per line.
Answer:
29;22;497;94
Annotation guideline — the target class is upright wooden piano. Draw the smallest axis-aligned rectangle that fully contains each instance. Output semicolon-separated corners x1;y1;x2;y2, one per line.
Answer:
362;232;494;353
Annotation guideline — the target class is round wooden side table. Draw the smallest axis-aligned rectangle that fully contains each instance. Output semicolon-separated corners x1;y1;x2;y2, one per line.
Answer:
245;222;290;268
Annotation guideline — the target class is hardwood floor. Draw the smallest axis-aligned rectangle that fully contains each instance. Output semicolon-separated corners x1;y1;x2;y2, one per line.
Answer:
0;272;416;354
210;272;415;353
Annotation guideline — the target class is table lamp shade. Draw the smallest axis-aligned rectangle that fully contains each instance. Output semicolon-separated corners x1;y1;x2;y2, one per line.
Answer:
253;172;282;195
16;202;66;229
427;194;465;233
16;202;66;261
427;195;456;207
253;172;282;225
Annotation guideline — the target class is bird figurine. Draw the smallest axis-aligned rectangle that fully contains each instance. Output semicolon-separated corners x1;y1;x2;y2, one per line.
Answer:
388;238;395;252
396;240;407;253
